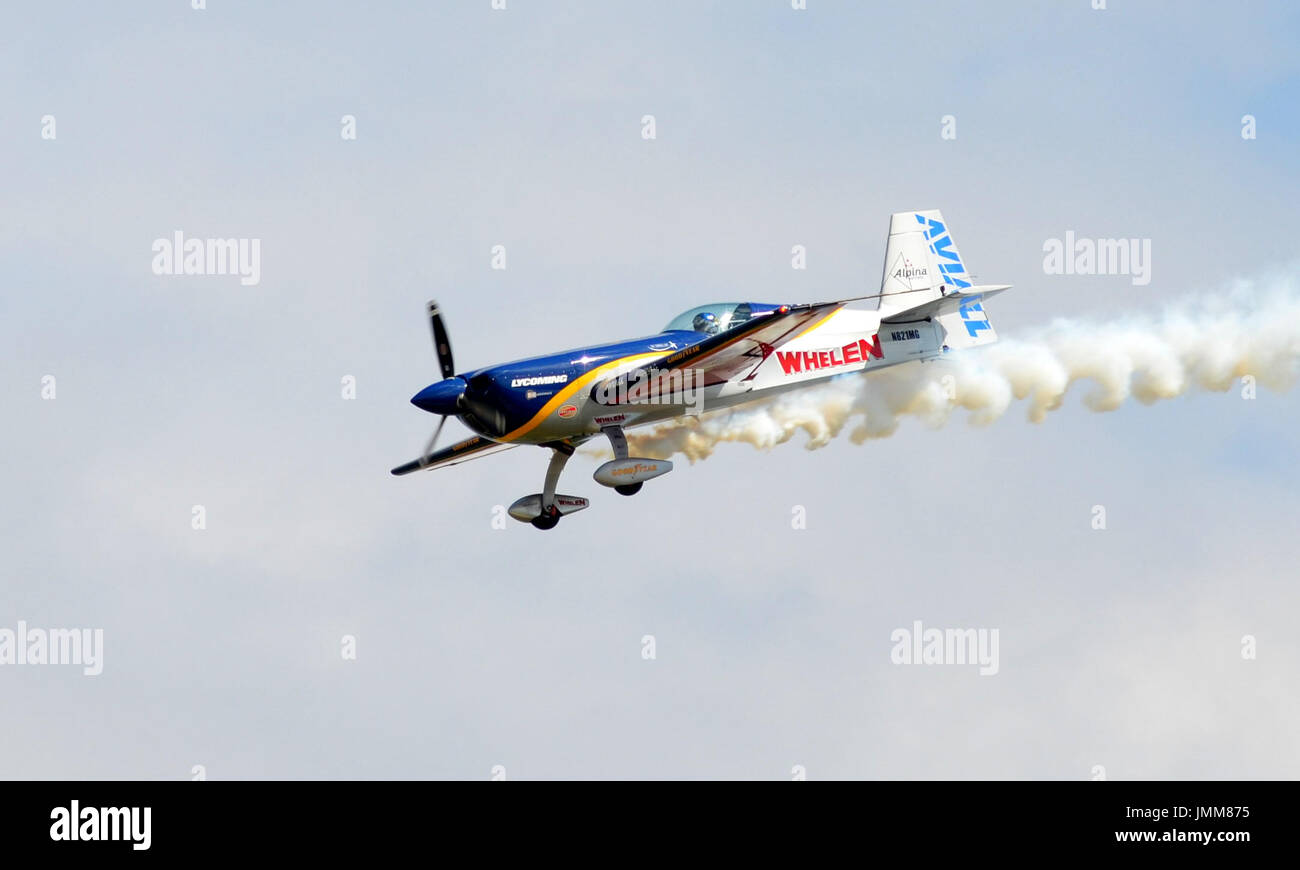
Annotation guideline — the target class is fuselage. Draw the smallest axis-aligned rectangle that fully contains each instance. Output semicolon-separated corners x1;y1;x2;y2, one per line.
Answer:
434;302;949;447
451;331;690;442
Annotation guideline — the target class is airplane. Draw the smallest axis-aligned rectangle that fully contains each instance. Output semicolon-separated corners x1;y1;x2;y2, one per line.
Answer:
392;209;1011;529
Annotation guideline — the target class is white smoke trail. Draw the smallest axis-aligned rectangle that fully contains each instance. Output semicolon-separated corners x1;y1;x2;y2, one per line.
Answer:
618;278;1300;463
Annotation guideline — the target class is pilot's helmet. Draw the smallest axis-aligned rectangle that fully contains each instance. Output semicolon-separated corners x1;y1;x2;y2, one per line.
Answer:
692;311;720;334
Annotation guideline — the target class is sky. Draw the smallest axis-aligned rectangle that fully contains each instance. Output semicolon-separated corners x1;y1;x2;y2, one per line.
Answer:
2;0;1298;779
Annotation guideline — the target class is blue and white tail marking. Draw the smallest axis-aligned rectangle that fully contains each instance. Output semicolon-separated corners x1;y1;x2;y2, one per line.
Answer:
916;212;971;292
878;209;1000;348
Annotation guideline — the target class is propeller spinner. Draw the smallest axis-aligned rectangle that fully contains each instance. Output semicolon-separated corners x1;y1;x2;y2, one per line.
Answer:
410;301;511;465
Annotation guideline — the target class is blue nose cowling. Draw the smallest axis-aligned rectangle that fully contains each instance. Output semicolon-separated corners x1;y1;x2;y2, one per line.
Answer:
411;377;467;415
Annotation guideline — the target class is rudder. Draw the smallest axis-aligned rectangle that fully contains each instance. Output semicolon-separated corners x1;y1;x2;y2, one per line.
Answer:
878;209;974;312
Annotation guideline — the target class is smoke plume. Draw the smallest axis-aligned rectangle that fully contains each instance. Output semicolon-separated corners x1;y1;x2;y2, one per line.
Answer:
618;280;1300;463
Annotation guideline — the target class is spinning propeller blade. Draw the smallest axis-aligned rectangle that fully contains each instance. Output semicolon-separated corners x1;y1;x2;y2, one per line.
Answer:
427;300;455;380
419;415;448;467
409;299;507;454
415;301;468;462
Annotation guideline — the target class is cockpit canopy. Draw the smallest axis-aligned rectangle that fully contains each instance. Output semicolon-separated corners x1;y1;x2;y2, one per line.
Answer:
661;302;781;336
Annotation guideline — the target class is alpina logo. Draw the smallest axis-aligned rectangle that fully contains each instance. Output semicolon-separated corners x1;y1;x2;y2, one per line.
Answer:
893;256;928;280
776;336;882;375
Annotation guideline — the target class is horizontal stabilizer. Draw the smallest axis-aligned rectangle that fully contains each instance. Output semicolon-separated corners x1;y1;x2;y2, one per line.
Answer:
880;284;1011;323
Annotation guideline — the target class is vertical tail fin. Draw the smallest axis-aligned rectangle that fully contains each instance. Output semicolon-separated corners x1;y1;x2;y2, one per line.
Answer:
878;209;974;312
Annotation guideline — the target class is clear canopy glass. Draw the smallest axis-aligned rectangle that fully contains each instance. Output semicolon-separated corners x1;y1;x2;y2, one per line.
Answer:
661;302;777;335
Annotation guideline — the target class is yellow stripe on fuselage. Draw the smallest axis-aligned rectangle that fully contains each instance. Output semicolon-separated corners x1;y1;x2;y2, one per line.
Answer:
790;306;845;341
500;351;669;443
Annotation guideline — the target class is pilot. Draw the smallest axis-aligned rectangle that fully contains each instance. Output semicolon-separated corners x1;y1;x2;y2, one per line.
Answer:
692;311;720;335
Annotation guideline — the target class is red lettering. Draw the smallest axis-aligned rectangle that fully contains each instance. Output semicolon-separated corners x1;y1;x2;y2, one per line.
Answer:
781;341;879;374
777;351;803;374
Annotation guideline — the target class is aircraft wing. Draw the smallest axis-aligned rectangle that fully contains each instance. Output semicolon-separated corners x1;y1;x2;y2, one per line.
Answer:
390;434;518;476
600;302;844;402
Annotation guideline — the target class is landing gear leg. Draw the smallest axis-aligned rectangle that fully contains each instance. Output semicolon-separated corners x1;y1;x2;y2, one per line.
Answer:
532;444;573;530
602;426;643;496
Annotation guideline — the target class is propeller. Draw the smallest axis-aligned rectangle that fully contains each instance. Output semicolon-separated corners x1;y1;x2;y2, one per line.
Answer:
418;415;448;467
417;300;462;466
409;300;509;465
428;300;455;380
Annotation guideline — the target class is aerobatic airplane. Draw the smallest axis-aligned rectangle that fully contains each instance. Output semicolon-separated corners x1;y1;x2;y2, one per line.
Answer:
392;210;1010;529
